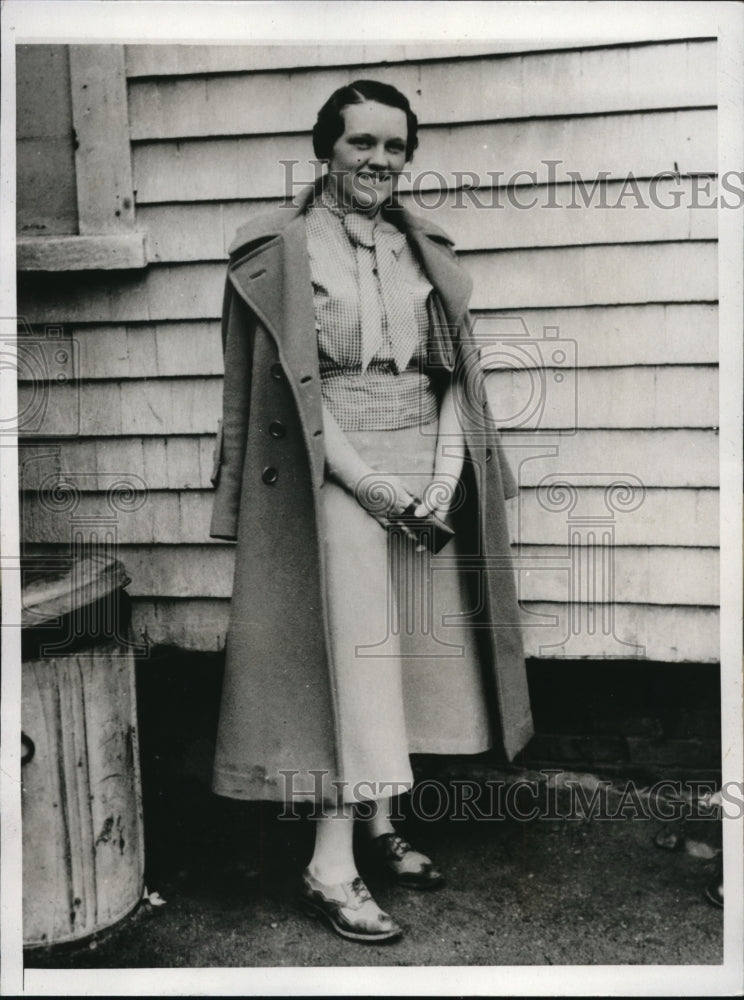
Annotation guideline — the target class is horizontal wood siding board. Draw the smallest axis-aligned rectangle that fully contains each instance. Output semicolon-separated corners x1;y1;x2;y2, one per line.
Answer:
476;304;718;367
19;437;216;491
126;596;719;661
514;489;718;547
17;242;718;323
485;364;718;430
131;109;716;203
500;429;719;488
21;487;718;548
124;38;716;78
17;379;222;437
137;179;718;262
16;363;717;437
21;543;719;605
127;42;716;139
14;304;716;384
14;322;223;380
128;596;719;660
519;603;719;662
511;545;719;604
18;429;719;492
465;241;717;309
130;596;231;652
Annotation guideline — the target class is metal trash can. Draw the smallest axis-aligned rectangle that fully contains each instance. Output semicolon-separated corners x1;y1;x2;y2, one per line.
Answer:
21;554;145;948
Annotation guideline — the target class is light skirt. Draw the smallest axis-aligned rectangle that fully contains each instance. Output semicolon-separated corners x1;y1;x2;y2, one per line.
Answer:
321;420;492;803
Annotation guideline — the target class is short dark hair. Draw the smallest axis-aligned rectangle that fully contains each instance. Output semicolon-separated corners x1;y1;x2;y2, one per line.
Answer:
312;79;419;162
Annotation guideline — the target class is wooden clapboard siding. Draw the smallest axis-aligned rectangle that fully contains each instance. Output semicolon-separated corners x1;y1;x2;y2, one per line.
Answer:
21;542;718;605
127;597;719;662
510;546;719;605
17;429;720;492
484;365;718;430
16;241;717;324
138;179;718;263
15;322;222;380
464;241;717;309
15;303;717;385
16;39;719;662
20;437;216;492
18;378;222;437
127;42;716;139
518;604;719;663
20;487;719;548
131;109;716;203
124;36;717;78
476;304;718;367
16;363;717;439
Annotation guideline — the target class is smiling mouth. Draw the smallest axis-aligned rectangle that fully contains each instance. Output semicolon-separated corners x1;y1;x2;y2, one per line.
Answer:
357;173;391;185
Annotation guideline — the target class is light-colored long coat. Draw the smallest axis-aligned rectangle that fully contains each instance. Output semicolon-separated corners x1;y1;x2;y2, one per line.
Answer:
210;179;533;802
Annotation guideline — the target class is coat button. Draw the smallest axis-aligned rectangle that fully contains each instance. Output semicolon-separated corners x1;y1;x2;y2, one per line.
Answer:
270;363;284;381
485;448;493;462
262;466;279;484
269;421;286;439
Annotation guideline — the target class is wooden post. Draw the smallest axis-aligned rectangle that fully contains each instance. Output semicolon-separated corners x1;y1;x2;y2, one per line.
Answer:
69;46;136;235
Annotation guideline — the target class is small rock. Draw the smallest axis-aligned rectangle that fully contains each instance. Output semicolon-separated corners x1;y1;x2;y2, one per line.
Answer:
654;826;683;850
685;840;719;859
270;922;278;929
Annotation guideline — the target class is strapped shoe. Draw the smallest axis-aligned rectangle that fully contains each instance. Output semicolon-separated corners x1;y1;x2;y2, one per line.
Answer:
372;832;445;890
300;868;403;943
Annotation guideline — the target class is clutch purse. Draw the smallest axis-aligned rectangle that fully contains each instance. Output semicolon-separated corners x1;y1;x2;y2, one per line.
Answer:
387;499;456;554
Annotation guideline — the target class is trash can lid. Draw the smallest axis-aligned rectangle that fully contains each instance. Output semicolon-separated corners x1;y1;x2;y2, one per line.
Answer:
22;554;131;630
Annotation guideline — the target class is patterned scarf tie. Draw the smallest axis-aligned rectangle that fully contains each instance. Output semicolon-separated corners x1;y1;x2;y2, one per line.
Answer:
343;211;419;374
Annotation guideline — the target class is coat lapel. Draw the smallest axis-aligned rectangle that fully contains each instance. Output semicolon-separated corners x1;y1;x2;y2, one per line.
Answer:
228;185;320;391
228;180;474;352
393;209;473;329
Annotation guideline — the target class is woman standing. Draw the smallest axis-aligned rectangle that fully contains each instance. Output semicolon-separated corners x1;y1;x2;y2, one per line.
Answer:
209;80;533;943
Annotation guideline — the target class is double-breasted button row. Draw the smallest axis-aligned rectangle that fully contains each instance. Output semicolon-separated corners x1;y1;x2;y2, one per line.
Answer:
265;364;322;486
266;365;285;484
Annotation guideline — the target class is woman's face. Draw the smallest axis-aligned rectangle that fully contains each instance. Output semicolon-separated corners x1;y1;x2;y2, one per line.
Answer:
327;100;409;216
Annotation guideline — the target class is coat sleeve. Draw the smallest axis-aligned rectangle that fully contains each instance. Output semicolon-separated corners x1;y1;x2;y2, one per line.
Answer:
209;275;256;541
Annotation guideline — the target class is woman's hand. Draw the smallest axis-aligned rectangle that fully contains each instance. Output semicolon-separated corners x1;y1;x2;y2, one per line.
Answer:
413;477;459;522
322;403;417;531
354;471;417;528
414;383;467;522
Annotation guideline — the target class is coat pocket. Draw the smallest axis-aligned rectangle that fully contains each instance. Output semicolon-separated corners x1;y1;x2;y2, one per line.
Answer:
210;419;223;487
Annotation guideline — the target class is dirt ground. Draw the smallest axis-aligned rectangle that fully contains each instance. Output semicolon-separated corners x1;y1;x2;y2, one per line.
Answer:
26;776;723;973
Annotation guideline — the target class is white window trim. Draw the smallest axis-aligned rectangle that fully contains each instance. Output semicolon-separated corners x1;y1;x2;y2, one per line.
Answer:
17;44;147;272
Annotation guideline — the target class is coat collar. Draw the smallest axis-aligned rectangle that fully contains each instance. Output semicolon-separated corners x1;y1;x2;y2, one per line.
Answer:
228;175;473;335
